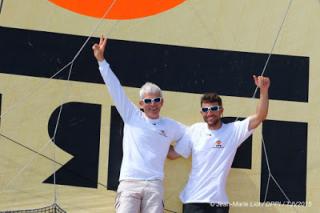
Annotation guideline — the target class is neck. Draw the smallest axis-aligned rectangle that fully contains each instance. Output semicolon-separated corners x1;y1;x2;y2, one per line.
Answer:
145;114;160;120
207;120;222;130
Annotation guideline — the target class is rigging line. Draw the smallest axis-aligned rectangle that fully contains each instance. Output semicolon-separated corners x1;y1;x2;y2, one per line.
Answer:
261;137;272;173
1;184;69;211
61;0;176;213
270;174;291;203
0;0;118;120
0;132;109;189
47;0;118;203
263;173;271;202
51;62;74;204
229;0;294;207
262;138;300;212
0;140;51;193
271;174;300;213
0;61;73;120
261;136;299;210
70;0;118;64
1;0;118;199
259;0;295;207
186;0;219;47
251;0;293;99
0;1;120;195
164;209;177;213
0;0;3;14
263;136;299;211
232;0;293;118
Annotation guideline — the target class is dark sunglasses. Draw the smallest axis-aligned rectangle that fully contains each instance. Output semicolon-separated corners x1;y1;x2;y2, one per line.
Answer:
201;105;223;113
142;97;162;104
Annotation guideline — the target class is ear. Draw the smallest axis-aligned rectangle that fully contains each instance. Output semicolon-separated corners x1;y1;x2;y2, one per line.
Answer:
220;108;224;117
139;100;144;107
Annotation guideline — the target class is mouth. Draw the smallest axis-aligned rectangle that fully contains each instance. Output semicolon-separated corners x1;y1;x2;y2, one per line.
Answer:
148;107;159;113
206;115;217;122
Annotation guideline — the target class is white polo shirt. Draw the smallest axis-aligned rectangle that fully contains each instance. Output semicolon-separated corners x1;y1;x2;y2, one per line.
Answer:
175;118;253;204
99;60;185;181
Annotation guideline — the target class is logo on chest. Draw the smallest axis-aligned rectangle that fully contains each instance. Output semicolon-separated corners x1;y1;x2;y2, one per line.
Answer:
213;140;224;149
159;130;168;137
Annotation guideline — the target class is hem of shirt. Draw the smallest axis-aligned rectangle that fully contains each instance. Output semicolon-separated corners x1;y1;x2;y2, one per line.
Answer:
174;146;189;159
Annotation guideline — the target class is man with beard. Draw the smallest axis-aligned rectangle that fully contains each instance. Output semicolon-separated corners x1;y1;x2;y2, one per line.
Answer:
168;75;270;213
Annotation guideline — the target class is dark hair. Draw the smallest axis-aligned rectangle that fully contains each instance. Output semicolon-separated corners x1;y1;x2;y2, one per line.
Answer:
200;93;222;106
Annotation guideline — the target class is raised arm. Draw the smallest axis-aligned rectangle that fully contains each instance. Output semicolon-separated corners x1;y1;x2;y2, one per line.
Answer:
248;75;270;130
92;35;107;62
92;36;137;122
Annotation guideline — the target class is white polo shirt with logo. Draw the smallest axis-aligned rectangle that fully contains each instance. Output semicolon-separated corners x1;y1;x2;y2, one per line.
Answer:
175;118;253;204
99;60;185;181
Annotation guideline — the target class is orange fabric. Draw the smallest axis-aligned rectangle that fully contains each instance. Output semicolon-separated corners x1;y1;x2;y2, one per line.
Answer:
49;0;186;20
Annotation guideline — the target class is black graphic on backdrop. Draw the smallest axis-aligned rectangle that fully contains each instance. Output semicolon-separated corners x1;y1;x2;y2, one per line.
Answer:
0;26;309;205
44;102;102;188
0;26;309;102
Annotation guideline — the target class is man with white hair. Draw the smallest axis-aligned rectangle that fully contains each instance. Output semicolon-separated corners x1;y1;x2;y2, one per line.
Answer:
92;36;185;213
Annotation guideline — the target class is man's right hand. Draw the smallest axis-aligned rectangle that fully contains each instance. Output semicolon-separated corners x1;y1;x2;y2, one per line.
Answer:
92;35;107;62
167;145;181;160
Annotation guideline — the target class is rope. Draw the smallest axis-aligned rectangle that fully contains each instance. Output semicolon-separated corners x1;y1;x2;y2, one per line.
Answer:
0;0;304;212
0;0;119;206
0;132;109;189
0;0;4;14
251;0;294;98
0;0;118;120
231;0;300;211
51;59;74;204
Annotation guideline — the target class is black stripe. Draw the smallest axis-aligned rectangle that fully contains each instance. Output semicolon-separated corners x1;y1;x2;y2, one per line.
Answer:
0;26;309;102
223;117;252;169
260;120;307;204
107;106;123;190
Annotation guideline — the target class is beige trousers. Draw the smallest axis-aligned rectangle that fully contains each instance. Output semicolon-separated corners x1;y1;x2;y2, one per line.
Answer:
115;180;164;213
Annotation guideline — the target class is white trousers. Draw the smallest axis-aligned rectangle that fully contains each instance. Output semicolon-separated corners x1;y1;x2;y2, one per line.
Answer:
115;180;164;213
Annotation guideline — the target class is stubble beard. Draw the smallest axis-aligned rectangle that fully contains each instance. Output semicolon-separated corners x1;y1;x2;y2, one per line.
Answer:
206;116;221;129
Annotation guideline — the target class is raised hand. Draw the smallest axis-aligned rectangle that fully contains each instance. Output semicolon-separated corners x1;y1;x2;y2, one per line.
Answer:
253;75;270;92
92;35;107;62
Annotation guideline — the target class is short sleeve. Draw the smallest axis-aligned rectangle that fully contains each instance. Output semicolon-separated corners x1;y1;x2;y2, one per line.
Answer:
173;121;187;141
174;126;192;158
234;117;254;146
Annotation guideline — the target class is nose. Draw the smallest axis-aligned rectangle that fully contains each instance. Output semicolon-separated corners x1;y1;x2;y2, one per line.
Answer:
207;110;214;115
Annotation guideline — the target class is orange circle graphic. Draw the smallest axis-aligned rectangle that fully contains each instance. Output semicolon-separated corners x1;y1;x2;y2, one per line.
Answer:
49;0;186;20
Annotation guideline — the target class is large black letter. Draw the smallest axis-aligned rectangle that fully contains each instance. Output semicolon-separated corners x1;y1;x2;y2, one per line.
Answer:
44;102;101;188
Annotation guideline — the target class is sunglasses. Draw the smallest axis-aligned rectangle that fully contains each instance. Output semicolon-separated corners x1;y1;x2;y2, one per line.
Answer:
142;97;162;104
201;105;223;113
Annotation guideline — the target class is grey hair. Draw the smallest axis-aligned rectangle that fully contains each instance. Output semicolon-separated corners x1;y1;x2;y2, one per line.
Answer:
139;82;162;99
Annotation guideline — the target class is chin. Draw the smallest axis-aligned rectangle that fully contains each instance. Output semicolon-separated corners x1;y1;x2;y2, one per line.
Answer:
207;119;218;126
146;113;159;119
152;113;160;118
